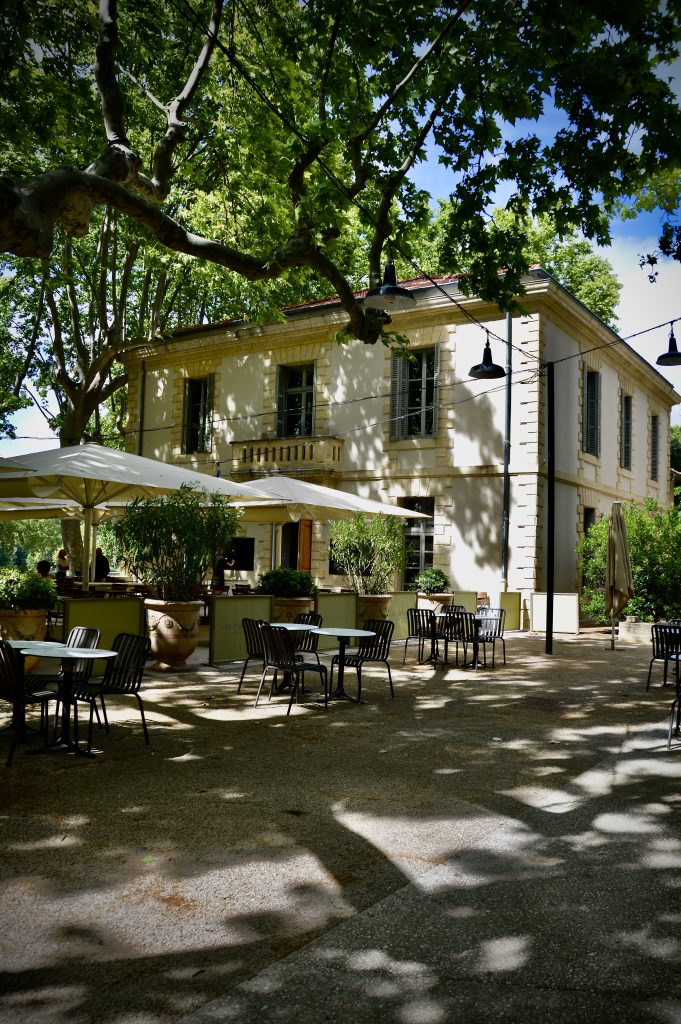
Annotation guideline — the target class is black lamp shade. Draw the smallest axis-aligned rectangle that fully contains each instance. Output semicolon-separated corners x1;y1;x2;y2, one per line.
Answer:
469;340;505;380
656;327;681;367
363;262;416;310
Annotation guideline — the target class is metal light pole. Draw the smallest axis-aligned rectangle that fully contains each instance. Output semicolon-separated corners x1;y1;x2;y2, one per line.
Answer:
545;361;555;655
501;312;512;588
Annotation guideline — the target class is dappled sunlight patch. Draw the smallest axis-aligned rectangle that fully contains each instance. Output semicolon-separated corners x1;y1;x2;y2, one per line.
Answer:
642;837;681;869
498;785;581;814
593;812;662;835
613;928;679;960
474;935;531;973
433;767;464;775
8;833;83;850
167;752;203;762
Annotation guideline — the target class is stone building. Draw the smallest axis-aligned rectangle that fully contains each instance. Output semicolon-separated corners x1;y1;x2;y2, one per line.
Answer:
122;270;679;617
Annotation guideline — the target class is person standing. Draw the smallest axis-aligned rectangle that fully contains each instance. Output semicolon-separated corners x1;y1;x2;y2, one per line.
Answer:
94;547;111;582
56;549;69;577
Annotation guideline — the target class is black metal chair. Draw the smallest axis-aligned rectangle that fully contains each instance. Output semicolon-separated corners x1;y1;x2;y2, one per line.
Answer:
331;619;395;701
238;617;266;693
648;624;681;690
71;632;151;751
476;608;506;667
440;610;477;666
403;608;434;664
256;623;328;715
293;611;323;665
0;640;59;767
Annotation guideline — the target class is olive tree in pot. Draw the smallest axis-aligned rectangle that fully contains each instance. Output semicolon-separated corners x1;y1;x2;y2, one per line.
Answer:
410;567;452;613
329;513;407;626
255;567;316;622
0;568;57;673
112;487;241;670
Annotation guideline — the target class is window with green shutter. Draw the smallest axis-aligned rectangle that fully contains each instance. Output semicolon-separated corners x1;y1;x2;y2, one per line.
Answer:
183;376;213;454
651;414;659;481
390;347;439;440
619;393;632;470
582;368;601;457
276;363;315;438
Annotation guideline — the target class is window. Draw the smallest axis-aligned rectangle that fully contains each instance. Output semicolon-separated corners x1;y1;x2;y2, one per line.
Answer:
583;507;596;535
651;414;659;481
276;364;315;438
183;376;213;454
619;393;632;470
390;348;440;440
402;497;434;588
582;368;601;457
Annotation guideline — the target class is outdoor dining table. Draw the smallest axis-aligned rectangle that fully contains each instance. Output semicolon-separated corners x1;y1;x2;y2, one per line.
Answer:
309;626;375;702
432;612;483;668
7;639;117;758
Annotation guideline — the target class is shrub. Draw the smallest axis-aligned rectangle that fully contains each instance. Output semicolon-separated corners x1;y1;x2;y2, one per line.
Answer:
255;567;316;597
329;513;407;595
0;568;57;610
409;567;451;593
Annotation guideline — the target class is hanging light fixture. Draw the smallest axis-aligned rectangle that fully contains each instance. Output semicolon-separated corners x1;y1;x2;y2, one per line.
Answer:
656;322;681;367
469;334;506;379
363;245;416;310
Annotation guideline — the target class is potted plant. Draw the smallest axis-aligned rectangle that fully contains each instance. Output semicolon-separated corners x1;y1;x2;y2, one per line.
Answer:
410;567;453;613
0;568;58;672
111;486;241;670
329;514;407;626
255;567;316;622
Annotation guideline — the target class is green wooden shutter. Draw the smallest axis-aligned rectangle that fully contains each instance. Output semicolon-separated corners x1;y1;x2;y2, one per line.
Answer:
203;374;214;452
182;378;192;454
276;365;286;438
390;353;406;440
431;345;440;437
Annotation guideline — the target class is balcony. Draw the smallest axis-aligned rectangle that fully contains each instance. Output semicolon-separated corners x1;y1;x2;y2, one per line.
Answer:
230;435;344;480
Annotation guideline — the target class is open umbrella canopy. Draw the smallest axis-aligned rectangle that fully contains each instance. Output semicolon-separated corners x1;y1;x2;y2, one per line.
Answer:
605;501;634;649
239;475;429;522
0;444;269;579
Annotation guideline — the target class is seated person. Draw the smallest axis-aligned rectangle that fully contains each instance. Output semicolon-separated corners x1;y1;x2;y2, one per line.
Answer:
36;559;51;578
94;547;111;582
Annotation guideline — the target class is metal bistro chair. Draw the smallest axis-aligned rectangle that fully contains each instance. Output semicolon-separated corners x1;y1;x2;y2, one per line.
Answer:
332;619;395;702
476;608;506;667
238;617;266;693
440;610;477;667
293;612;323;666
648;624;681;691
0;640;59;767
71;632;151;752
403;608;434;664
255;622;328;715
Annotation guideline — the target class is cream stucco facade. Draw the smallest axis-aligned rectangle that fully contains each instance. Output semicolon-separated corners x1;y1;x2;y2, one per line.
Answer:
122;270;679;618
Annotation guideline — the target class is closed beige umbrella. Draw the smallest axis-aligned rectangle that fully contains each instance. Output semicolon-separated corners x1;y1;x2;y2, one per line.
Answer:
604;501;634;650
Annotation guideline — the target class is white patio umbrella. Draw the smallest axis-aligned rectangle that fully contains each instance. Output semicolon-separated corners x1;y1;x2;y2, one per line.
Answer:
0;444;269;581
604;501;634;650
239;475;428;522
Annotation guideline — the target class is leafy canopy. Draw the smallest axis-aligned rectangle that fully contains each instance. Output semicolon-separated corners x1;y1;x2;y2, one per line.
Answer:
1;0;680;346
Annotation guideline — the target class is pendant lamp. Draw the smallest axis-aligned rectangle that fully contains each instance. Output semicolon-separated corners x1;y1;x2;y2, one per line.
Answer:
469;337;505;380
363;260;416;310
656;323;681;367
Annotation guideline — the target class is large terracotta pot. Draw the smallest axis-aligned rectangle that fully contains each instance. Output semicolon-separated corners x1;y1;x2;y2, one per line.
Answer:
0;609;48;674
356;594;391;628
271;596;315;623
145;599;203;671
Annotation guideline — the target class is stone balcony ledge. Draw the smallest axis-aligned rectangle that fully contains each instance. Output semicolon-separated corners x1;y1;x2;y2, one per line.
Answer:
229;435;344;479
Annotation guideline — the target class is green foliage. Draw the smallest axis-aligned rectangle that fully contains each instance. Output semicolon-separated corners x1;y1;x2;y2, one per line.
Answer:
409;567;451;594
0;567;57;610
329;514;407;595
579;499;681;623
671;425;681;472
432;206;622;325
255;567;316;597
0;519;62;569
111;487;242;601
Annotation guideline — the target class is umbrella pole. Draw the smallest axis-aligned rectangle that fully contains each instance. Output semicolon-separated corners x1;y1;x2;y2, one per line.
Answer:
82;507;93;591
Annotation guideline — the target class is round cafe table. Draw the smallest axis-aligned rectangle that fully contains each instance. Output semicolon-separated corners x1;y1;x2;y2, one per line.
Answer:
8;640;117;758
309;626;375;702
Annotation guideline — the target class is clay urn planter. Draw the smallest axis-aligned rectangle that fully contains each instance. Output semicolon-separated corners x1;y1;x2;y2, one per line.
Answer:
0;568;57;674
